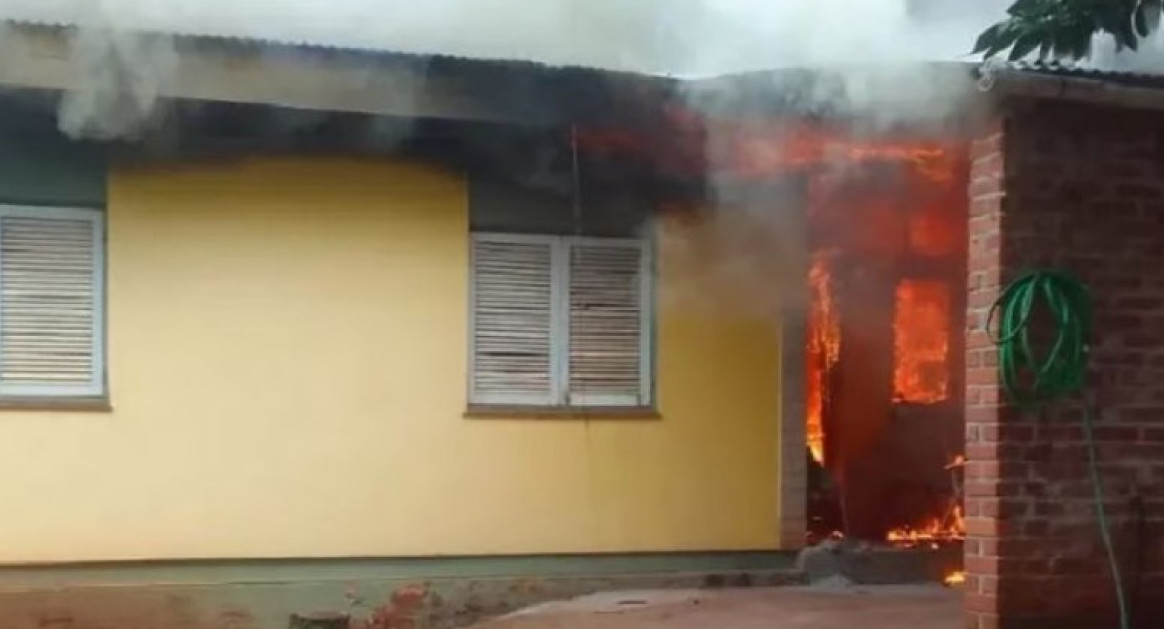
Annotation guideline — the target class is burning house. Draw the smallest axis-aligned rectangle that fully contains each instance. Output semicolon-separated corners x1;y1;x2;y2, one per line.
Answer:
0;7;1159;629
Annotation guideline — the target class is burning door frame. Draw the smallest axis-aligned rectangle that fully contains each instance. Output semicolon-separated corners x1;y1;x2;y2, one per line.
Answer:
805;151;968;545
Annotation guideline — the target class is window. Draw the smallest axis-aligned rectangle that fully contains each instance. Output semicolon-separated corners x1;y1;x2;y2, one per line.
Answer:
892;278;950;404
469;233;652;408
0;205;104;398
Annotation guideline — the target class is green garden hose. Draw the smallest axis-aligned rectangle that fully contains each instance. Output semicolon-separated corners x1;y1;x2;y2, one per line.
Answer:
987;271;1129;629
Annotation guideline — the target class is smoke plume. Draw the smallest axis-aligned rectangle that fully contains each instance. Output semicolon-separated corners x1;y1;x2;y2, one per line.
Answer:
6;0;1158;317
57;26;177;141
4;0;1012;77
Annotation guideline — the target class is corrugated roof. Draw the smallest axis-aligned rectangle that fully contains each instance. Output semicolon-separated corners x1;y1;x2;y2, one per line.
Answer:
0;0;685;76
1000;60;1164;89
0;17;684;89
0;0;1033;79
1;17;566;72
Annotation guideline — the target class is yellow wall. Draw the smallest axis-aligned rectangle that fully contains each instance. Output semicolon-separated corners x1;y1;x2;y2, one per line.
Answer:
0;157;782;562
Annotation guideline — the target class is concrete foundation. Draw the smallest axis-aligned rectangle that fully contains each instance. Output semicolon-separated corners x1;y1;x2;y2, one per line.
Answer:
0;548;967;628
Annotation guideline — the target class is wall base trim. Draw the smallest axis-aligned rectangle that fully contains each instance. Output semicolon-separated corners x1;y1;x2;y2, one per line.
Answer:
0;552;803;629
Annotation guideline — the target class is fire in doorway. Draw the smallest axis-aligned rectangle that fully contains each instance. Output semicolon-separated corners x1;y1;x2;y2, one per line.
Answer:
573;113;969;579
802;130;968;561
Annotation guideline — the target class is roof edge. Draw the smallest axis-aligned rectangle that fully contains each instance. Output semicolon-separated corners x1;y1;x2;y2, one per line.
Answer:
987;66;1164;113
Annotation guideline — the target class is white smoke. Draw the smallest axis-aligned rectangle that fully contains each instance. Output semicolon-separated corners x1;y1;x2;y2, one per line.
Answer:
7;1;1164;80
0;0;1031;140
0;0;1156;313
57;27;177;140
655;1;1012;321
0;0;1019;304
2;0;1013;77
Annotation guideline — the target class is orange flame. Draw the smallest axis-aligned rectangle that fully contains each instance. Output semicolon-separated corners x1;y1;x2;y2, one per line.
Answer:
943;571;966;587
805;251;840;463
885;454;966;547
885;503;964;548
892;279;951;404
945;454;966;470
718;123;959;180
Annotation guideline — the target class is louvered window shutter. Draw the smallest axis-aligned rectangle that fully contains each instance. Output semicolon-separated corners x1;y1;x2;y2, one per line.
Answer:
0;207;104;397
469;235;557;405
566;239;649;407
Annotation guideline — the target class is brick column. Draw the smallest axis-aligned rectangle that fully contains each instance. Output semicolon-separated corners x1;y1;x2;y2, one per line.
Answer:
964;121;1007;629
964;102;1164;629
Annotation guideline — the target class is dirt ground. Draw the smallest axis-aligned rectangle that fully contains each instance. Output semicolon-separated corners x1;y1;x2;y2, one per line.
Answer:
472;584;962;629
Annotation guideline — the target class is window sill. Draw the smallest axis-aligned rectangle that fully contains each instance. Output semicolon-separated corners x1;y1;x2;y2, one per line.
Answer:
464;405;661;420
0;397;111;413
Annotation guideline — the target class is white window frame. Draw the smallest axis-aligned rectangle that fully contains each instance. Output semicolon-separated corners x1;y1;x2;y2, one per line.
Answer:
0;204;106;398
469;232;653;408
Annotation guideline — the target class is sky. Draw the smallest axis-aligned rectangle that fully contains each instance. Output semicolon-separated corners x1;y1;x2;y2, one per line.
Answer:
0;0;1018;76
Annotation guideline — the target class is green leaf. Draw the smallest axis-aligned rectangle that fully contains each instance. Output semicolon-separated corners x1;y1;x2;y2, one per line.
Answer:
1008;0;1040;17
1070;24;1093;59
973;23;1004;54
975;0;1150;61
1110;16;1139;50
1142;0;1163;34
1135;3;1151;36
1009;32;1043;60
1043;28;1066;61
990;22;1025;57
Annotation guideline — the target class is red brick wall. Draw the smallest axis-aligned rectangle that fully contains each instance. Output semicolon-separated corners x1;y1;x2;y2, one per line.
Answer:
965;100;1164;629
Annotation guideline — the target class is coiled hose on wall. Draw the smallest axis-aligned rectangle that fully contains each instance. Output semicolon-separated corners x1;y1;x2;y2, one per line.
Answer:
987;271;1129;629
